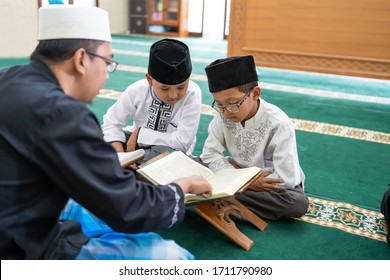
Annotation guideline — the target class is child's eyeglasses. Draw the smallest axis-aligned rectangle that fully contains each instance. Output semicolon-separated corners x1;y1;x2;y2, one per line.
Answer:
211;90;252;113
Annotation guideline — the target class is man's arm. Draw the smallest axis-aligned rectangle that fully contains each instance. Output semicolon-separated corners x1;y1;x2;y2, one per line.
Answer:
34;102;188;233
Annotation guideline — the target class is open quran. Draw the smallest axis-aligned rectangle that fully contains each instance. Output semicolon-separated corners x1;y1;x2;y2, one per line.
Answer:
136;151;261;204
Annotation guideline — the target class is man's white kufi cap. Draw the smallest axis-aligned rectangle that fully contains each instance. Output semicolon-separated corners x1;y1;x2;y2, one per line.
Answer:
38;5;111;42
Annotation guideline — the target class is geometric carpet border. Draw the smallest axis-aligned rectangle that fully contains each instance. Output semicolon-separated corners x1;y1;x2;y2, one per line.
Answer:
294;197;388;243
290;119;390;145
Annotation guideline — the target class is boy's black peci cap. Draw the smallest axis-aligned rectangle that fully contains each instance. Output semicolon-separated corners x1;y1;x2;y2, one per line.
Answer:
148;38;192;85
205;55;258;93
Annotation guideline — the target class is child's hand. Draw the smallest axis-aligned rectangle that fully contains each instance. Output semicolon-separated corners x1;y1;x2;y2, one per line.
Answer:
247;172;284;192
126;128;140;152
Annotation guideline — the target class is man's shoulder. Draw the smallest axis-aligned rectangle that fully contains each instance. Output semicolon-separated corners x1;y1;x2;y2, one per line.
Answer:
0;64;27;83
0;67;9;80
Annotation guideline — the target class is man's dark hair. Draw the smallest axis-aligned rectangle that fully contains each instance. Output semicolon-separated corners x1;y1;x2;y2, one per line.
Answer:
237;81;258;94
30;39;104;62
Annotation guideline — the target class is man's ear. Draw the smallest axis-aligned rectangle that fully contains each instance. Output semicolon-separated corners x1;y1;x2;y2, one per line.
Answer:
72;48;88;75
145;73;153;86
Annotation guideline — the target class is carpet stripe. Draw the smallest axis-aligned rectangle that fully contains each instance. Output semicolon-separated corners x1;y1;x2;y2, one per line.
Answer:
112;39;227;54
115;64;390;105
260;82;390;105
98;90;390;145
114;49;215;64
295;197;388;243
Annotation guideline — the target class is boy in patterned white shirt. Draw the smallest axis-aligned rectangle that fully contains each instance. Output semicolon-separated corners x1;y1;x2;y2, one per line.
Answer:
200;56;309;220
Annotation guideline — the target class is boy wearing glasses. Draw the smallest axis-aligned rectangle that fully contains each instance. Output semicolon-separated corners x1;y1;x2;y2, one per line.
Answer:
102;38;201;164
200;56;309;220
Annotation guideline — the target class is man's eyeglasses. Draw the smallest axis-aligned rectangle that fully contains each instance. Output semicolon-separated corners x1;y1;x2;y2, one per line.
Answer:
86;52;119;73
211;90;252;113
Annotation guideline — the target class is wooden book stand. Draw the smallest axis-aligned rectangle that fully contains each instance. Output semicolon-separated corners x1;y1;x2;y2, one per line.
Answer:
194;196;268;250
137;152;268;250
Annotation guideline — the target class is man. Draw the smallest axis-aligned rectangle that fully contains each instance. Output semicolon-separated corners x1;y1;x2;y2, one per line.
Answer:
0;5;211;260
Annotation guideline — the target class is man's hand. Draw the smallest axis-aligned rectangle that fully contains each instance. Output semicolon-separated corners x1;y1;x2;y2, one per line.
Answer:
247;172;284;192
128;163;139;171
173;175;212;198
126;128;140;152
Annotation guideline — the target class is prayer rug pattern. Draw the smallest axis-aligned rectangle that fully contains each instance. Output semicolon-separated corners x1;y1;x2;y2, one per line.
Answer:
296;197;388;242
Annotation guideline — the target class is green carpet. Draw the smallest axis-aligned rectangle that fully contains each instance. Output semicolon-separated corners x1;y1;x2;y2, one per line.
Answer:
262;90;390;133
158;209;390;260
1;34;389;259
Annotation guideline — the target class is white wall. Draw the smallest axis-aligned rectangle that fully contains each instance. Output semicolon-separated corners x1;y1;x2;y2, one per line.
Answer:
203;0;225;39
0;0;129;58
187;0;203;34
0;0;38;57
100;0;129;35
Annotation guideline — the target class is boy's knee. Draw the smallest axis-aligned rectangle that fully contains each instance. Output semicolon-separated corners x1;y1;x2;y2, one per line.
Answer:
290;194;309;218
274;191;309;220
235;189;309;220
265;195;309;220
